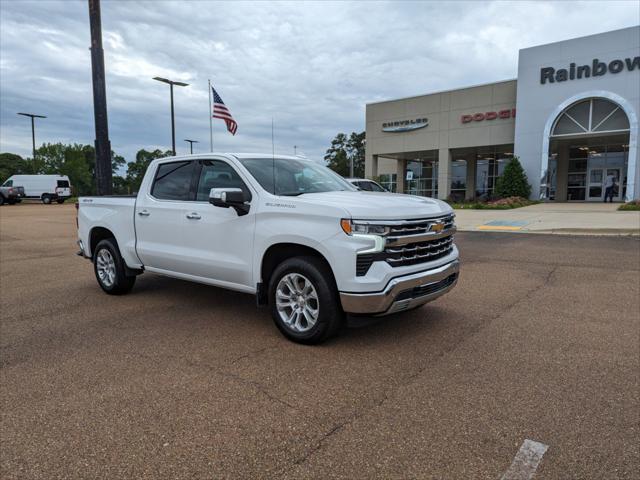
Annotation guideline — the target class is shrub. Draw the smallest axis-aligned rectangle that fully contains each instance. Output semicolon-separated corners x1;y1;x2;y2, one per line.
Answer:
618;200;640;211
494;156;531;199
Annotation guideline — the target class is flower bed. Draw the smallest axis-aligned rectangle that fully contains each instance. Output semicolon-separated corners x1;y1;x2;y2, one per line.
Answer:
449;196;538;210
618;200;640;211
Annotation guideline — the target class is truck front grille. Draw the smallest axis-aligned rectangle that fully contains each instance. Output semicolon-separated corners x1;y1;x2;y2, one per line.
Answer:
355;214;456;276
384;235;454;267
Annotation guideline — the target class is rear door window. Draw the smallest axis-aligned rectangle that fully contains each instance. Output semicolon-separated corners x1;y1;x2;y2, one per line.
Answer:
152;161;196;201
57;180;70;188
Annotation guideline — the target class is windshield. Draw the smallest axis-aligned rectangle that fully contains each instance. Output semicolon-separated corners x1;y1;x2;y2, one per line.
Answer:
238;158;356;196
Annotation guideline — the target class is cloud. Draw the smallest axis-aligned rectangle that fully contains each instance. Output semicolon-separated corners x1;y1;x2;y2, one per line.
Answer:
1;0;638;168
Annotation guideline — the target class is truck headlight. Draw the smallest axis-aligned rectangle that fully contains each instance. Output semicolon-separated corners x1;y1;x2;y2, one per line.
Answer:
340;219;387;253
340;219;389;236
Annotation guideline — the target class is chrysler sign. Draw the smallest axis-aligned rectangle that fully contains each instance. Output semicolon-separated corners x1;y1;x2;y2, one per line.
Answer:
382;117;428;132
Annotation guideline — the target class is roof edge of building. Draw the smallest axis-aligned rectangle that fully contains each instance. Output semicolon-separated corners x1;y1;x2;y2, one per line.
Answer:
365;78;517;107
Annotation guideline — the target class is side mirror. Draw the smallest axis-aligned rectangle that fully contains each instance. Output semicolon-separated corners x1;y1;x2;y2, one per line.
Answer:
209;188;250;216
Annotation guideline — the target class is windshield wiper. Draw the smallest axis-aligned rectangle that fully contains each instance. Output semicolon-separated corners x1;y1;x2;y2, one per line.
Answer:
278;192;306;196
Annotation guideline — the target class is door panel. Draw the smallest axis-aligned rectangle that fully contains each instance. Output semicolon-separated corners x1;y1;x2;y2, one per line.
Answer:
134;160;195;271
178;159;256;287
587;168;604;201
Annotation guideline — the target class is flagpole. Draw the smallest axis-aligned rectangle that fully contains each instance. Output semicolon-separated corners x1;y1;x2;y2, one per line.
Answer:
208;79;213;152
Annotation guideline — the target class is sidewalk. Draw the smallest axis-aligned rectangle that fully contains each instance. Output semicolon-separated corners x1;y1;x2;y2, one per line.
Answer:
454;202;640;235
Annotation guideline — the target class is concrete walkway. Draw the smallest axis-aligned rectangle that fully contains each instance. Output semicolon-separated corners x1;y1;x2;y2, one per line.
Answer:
454;202;640;235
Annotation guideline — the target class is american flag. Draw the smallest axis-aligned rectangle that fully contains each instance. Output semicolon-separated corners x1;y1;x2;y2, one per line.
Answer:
211;86;238;135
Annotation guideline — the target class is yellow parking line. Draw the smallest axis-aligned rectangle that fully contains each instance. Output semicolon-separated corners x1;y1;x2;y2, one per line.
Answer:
477;225;523;231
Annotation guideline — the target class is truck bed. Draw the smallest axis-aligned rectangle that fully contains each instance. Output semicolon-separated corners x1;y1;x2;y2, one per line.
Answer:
77;196;141;268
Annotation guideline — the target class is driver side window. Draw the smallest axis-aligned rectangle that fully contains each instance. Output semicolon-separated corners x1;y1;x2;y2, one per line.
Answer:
196;160;252;202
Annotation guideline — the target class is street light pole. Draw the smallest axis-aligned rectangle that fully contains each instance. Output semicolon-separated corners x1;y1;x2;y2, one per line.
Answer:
88;0;113;195
184;139;199;154
17;113;46;160
153;77;189;155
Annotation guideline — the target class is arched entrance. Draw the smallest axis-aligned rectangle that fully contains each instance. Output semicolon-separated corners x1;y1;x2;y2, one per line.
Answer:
546;98;630;201
540;93;637;202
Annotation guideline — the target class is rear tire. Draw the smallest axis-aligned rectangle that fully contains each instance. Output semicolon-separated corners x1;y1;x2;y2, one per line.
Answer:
93;238;136;295
56;198;65;204
268;256;344;344
42;195;52;204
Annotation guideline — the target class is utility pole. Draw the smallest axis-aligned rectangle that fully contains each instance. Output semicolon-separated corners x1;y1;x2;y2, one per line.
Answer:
88;0;112;195
153;77;189;155
184;139;198;154
17;113;46;160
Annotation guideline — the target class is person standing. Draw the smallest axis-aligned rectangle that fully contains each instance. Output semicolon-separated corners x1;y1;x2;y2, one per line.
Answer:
603;172;617;203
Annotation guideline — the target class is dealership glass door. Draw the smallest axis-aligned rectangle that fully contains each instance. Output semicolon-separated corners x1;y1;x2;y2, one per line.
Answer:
587;167;622;201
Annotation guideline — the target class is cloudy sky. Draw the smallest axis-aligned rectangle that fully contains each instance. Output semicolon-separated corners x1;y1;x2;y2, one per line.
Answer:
1;0;639;167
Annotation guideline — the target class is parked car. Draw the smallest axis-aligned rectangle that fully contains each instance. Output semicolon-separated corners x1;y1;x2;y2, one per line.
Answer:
346;177;388;192
0;184;25;205
77;154;459;344
2;175;72;204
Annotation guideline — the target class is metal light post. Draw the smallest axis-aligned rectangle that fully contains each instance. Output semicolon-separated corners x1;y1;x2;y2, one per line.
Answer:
184;139;198;154
88;0;113;195
153;77;189;155
17;113;46;160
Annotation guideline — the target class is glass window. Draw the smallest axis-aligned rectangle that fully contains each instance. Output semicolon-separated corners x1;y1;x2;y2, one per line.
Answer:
594;108;630;132
450;159;466;201
196;160;251;202
368;181;386;192
238;158;355;196
3;180;12;187
57;180;70;188
474;145;513;199
378;174;397;193
405;157;438;198
357;181;372;191
151;161;195;201
552;98;629;136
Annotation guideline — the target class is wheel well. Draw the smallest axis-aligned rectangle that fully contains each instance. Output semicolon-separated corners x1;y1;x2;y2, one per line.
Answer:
89;227;116;257
258;243;335;304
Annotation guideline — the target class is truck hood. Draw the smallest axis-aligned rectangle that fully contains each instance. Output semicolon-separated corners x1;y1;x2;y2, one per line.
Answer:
294;191;452;220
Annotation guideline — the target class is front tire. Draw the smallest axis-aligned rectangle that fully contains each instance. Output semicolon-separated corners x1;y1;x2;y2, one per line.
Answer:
42;195;52;204
268;256;344;344
0;195;5;206
56;198;65;204
93;238;136;295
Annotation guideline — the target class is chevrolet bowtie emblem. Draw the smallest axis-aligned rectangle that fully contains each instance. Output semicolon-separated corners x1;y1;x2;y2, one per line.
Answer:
430;221;445;233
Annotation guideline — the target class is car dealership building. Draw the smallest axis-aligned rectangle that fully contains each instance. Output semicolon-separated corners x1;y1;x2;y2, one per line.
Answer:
365;26;639;202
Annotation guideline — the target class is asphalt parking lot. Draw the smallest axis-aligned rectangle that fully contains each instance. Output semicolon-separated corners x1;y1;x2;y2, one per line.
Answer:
1;203;638;479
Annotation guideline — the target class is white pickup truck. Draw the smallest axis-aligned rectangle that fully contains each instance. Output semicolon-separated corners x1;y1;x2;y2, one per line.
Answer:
77;154;459;344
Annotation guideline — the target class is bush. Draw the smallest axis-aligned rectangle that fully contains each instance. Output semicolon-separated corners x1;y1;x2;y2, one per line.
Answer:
618;200;640;211
494;156;531;199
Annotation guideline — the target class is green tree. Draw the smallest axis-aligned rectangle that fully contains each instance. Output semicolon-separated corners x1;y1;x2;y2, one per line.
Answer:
325;131;365;178
346;131;365;178
0;153;30;182
494;156;532;199
34;143;128;196
126;149;172;192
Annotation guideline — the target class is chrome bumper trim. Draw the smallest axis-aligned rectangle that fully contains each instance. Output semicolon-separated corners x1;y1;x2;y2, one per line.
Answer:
339;259;460;315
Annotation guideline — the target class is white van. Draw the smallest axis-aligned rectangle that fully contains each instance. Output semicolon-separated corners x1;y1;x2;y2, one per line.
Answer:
2;175;72;204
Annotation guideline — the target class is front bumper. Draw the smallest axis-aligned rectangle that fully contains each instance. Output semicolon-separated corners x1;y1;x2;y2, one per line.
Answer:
339;259;459;315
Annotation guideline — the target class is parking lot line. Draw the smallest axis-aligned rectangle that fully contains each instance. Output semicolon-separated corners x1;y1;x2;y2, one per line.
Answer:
500;439;549;480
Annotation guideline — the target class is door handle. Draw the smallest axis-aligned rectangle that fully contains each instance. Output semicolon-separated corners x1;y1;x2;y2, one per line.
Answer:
138;210;150;217
186;212;202;220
